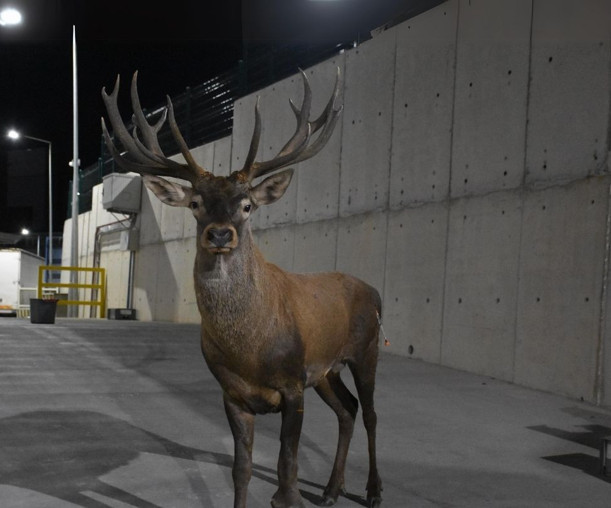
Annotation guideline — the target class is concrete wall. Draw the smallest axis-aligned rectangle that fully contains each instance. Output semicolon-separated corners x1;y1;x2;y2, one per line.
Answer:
63;0;611;406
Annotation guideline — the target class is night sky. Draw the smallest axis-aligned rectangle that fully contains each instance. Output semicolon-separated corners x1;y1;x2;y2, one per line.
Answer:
0;0;431;233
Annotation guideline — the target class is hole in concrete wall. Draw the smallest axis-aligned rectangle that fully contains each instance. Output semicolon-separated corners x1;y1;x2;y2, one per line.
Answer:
464;178;468;184
536;297;541;302
585;297;590;302
395;297;399;302
548;56;553;63
591;200;596;205
408;345;414;355
426;297;430;303
458;298;462;304
399;223;403;228
541;205;546;211
496;298;501;304
507;70;512;75
404;103;408;108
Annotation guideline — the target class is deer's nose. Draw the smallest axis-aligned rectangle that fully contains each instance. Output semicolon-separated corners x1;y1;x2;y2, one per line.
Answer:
207;227;234;247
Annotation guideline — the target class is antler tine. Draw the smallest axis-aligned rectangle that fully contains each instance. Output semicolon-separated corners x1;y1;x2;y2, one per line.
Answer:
130;71;165;156
101;73;210;184
241;96;262;172
241;67;343;182
102;75;154;166
166;96;210;179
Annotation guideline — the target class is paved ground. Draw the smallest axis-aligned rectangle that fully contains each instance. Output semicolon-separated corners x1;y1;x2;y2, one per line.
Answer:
0;317;610;507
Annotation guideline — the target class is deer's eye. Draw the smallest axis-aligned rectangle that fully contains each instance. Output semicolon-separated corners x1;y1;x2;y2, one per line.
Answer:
243;203;252;213
189;201;198;210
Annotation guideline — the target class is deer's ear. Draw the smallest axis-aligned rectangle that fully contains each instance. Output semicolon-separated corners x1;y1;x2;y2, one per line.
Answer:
143;175;193;207
250;169;294;206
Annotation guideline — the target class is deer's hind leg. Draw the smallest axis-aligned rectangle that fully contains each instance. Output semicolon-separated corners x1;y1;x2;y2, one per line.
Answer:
349;346;382;507
314;371;359;506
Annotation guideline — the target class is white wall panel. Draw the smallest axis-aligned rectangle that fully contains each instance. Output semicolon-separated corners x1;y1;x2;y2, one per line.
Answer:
138;188;163;246
132;244;159;321
340;30;395;216
190;143;215;174
336;212;387;294
451;0;531;198
212;136;233;177
253;226;295;272
515;178;608;401
157;238;198;323
293;219;338;274
391;0;457;208
384;203;448;360
525;0;611;185
442;191;522;380
101;249;130;311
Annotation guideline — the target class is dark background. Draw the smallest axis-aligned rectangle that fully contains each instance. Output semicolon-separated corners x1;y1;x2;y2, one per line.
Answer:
0;0;437;235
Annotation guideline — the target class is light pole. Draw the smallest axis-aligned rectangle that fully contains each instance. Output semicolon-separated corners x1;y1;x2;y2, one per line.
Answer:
7;130;54;265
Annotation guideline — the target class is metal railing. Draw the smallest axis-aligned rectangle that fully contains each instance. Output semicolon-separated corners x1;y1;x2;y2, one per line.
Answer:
38;266;107;318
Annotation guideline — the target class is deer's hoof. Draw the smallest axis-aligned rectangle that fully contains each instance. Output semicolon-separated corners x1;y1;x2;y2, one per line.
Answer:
367;496;382;508
271;489;305;508
319;495;337;506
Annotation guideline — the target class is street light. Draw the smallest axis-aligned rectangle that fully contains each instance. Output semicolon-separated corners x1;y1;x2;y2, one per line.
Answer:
7;129;54;265
0;7;22;26
20;228;42;257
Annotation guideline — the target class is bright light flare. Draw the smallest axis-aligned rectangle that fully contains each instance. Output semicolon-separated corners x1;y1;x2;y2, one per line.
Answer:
7;129;20;140
0;7;22;26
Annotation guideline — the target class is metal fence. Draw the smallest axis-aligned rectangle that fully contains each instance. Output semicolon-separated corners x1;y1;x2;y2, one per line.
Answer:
69;42;354;216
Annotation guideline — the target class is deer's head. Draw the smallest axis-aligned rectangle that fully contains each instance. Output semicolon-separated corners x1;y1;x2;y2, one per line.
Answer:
101;70;342;256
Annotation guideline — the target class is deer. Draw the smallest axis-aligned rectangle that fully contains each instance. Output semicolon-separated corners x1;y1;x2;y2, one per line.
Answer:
101;69;383;508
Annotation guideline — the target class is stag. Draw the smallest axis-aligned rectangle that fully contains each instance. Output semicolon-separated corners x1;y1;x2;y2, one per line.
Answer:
101;69;383;508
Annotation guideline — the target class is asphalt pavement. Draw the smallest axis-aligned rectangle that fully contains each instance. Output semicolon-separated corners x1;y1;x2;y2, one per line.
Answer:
0;317;610;507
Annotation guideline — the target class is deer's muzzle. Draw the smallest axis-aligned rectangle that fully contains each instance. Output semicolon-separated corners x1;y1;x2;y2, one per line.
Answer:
202;223;239;254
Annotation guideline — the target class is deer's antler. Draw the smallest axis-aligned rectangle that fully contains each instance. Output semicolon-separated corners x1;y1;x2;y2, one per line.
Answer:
101;71;211;184
239;67;343;182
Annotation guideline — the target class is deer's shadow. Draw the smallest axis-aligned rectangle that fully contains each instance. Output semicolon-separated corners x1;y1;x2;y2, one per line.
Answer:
0;410;368;507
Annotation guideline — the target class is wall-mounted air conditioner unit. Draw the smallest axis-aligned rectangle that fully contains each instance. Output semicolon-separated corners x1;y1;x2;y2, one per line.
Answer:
102;173;142;214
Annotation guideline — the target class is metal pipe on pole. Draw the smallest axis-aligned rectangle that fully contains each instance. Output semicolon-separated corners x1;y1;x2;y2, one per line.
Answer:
70;25;79;316
47;141;52;265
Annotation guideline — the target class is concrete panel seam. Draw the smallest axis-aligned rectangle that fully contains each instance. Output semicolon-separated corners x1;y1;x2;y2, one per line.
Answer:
595;183;611;405
511;189;527;384
445;0;461;222
521;0;535;189
381;28;399;308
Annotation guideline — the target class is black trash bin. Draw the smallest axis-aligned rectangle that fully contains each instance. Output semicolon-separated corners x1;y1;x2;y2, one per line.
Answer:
30;299;57;324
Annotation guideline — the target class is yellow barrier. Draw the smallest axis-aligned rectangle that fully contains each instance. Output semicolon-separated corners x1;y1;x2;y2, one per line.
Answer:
38;266;106;318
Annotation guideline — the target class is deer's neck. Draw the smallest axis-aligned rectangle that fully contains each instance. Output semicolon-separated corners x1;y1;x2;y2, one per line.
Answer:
194;227;268;339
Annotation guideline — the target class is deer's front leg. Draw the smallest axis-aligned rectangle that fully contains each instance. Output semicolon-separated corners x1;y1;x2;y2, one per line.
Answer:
271;389;305;508
224;395;255;508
